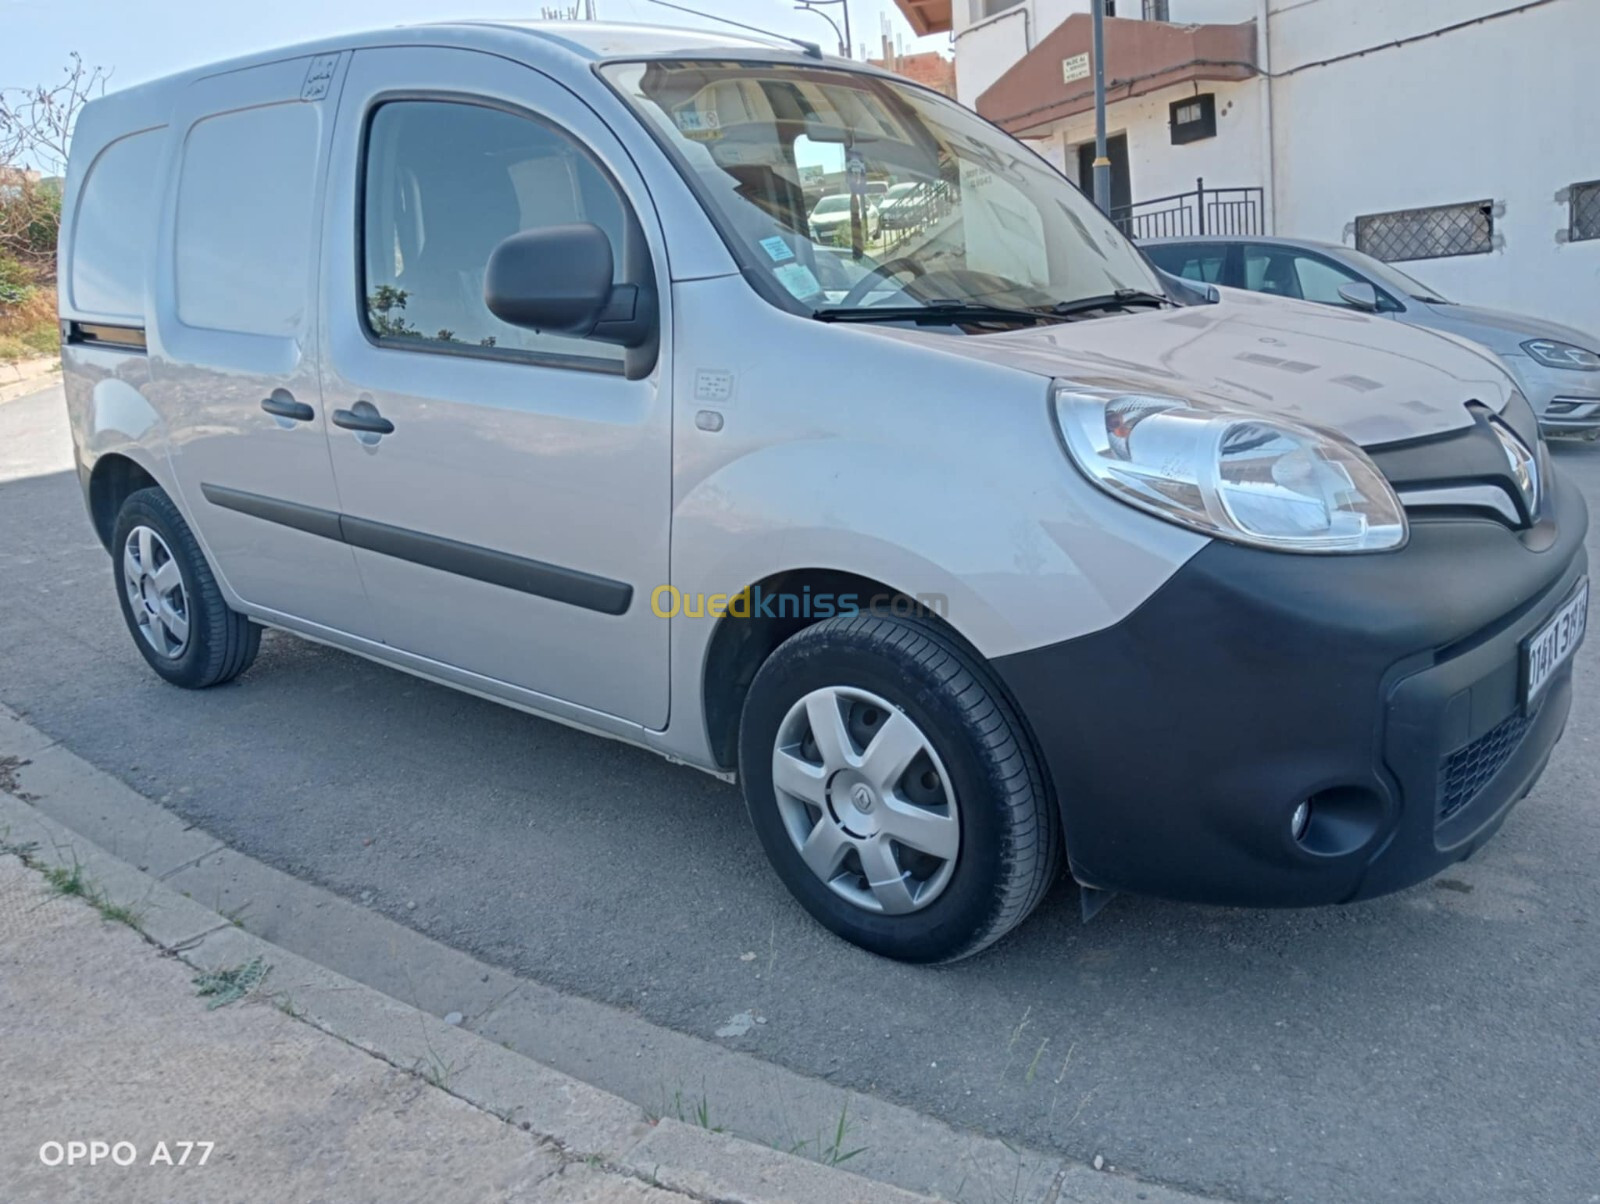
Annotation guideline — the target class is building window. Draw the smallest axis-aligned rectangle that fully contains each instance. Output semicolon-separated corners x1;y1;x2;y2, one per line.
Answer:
1571;180;1600;243
1355;200;1494;262
969;0;1022;20
1143;0;1170;19
1169;94;1217;145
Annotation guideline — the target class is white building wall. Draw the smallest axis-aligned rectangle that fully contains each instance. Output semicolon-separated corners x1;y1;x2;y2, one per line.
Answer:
953;0;1090;105
1046;78;1262;206
952;0;1258;106
1269;0;1600;334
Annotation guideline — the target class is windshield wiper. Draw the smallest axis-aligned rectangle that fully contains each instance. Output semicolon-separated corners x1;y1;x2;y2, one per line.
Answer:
813;302;1064;327
1047;289;1173;318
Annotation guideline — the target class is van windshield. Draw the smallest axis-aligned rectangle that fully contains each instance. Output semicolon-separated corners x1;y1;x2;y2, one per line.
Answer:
601;60;1164;322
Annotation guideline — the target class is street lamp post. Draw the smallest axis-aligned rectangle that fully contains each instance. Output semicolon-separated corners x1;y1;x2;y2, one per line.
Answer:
1092;0;1111;214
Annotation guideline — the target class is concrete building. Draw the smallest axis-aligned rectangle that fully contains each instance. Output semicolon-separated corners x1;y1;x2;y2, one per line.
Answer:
893;0;1600;333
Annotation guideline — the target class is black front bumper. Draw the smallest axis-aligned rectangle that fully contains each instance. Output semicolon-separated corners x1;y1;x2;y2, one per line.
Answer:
992;474;1589;908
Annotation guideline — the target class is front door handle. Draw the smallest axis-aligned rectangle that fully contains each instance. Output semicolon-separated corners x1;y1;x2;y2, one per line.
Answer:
331;401;395;436
261;391;314;422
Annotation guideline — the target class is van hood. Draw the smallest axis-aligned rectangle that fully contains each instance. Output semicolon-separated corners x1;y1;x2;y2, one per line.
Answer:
1403;300;1600;357
868;288;1518;448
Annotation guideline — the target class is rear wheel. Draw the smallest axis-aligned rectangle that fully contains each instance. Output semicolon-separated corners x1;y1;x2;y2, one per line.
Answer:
739;612;1060;962
112;487;261;689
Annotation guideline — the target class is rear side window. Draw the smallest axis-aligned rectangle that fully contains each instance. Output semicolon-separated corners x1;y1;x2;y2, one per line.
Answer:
1145;244;1226;283
361;100;628;368
175;103;321;336
71;128;164;319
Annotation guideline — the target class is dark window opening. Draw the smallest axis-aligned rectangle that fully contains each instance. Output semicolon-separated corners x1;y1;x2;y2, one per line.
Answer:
1169;93;1216;145
1143;0;1170;20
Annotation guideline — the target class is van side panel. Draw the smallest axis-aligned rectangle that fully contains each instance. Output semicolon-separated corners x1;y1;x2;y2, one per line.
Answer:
139;54;374;631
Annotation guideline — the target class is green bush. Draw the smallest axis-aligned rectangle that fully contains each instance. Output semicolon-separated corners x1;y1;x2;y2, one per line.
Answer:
0;252;32;307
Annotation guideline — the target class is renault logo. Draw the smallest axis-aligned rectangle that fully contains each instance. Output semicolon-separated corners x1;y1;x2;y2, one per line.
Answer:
1488;417;1540;520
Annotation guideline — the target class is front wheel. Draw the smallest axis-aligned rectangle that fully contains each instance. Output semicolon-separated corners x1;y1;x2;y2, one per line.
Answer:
112;487;261;689
738;613;1060;963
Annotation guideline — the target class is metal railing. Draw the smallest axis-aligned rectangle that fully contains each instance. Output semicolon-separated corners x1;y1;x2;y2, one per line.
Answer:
1109;178;1265;240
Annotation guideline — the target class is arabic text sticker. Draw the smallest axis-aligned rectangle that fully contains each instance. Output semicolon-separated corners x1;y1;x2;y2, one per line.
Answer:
773;263;822;300
301;54;341;101
759;236;795;263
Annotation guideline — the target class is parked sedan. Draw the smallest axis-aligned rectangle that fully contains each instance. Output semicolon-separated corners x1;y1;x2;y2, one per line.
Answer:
1143;236;1600;438
809;192;880;243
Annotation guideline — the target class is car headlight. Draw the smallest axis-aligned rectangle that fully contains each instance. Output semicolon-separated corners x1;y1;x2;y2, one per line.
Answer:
1054;387;1407;552
1522;339;1600;370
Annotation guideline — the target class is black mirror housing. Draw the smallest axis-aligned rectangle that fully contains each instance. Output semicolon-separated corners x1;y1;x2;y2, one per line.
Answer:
484;223;654;349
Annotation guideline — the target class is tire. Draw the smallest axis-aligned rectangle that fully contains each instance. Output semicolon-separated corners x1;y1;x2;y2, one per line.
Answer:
738;611;1060;963
112;486;261;689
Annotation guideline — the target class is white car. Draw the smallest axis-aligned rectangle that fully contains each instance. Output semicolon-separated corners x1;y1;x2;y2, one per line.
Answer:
58;21;1588;962
808;192;880;243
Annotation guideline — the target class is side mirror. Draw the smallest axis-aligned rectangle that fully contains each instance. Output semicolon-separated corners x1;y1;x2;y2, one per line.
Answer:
484;222;654;349
1337;280;1382;313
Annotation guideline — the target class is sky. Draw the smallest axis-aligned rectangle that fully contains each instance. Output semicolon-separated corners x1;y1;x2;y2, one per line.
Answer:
0;0;949;102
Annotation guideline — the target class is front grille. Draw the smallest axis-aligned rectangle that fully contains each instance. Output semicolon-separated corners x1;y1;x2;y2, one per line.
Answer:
1439;711;1531;821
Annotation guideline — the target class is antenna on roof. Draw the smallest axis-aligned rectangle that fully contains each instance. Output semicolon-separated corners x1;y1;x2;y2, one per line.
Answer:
647;0;826;58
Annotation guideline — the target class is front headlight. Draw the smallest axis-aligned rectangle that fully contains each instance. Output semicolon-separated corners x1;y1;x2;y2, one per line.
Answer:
1054;387;1407;553
1522;339;1600;371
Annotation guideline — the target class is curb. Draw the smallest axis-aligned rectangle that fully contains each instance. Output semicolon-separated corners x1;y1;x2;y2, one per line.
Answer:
0;777;932;1204
0;703;1226;1204
0;354;59;404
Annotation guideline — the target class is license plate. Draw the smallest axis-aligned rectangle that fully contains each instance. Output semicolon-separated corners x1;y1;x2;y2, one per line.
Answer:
1523;579;1588;706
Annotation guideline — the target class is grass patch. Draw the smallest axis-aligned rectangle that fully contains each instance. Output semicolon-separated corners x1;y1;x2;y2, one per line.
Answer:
0;285;58;364
192;956;270;1009
43;858;87;898
651;1082;724;1133
785;1098;867;1168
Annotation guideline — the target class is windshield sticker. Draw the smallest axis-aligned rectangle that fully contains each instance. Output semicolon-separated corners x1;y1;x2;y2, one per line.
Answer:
772;262;822;301
759;236;795;263
675;108;722;141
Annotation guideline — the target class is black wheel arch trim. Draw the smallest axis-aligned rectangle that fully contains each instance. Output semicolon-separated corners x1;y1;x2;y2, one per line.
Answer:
199;483;633;616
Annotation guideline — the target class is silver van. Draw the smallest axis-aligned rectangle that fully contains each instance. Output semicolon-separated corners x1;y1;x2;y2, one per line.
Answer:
59;21;1588;962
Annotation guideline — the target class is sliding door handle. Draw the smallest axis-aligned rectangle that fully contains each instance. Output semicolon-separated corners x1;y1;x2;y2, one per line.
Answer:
261;391;314;422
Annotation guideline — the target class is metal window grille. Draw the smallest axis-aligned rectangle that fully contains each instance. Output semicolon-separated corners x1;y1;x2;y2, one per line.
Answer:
1355;200;1494;262
1571;181;1600;243
1143;0;1170;20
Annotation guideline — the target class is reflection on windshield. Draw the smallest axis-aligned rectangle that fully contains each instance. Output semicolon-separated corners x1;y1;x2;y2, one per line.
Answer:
601;60;1162;321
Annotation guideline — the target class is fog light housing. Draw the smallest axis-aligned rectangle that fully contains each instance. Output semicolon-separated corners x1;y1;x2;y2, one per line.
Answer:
1290;800;1312;842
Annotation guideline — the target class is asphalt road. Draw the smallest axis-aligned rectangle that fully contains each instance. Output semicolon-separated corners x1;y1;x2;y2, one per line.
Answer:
3;383;1597;1204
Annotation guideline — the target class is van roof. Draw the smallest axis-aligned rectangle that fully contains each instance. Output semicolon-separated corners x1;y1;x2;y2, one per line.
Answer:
452;19;801;59
76;19;854;126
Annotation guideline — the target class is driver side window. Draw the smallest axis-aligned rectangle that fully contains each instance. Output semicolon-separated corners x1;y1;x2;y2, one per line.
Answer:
362;99;628;367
